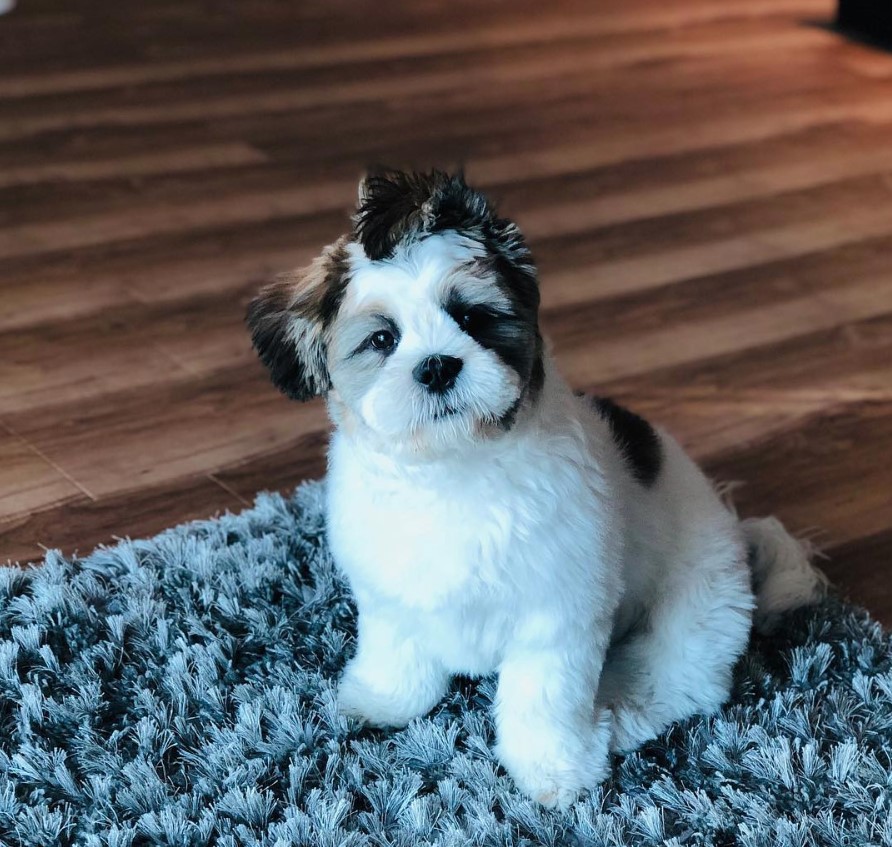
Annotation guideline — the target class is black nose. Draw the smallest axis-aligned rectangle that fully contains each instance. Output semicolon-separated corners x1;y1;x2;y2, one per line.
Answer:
413;355;463;393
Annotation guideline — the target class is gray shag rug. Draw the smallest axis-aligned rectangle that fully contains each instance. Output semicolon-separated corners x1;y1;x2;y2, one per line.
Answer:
2;483;891;847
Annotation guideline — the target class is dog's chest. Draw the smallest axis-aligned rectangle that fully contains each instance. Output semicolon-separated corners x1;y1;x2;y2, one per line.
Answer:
327;460;523;608
328;459;533;674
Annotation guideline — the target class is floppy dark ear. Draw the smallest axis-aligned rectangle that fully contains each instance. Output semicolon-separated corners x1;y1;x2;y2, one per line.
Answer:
246;237;350;401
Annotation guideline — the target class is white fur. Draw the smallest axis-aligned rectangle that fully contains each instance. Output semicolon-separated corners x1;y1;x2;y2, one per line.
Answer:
743;517;829;634
321;235;827;807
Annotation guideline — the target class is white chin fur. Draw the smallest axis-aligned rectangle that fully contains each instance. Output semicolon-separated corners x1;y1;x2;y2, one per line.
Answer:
357;347;521;447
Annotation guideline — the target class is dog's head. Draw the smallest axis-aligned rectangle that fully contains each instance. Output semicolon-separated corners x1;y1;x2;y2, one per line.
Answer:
247;170;544;453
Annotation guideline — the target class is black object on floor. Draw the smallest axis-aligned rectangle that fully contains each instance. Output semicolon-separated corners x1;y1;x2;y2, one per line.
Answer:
838;0;892;43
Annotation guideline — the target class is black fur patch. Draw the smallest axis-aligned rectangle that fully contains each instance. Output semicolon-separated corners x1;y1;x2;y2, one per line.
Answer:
444;293;540;393
355;170;493;262
528;355;545;398
591;396;662;487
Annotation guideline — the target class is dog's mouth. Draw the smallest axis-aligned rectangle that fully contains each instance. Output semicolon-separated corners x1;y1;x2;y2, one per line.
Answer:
431;405;461;421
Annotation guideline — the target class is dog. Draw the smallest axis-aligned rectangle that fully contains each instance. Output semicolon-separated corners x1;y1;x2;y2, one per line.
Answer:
247;169;827;807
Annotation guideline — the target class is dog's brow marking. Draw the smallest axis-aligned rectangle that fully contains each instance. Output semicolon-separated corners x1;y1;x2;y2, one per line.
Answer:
443;276;513;312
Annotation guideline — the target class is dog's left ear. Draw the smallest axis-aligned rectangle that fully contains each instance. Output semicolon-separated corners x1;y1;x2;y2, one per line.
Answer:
246;237;350;401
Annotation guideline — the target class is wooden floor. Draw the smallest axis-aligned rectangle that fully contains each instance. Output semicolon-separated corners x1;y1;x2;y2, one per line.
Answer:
2;0;891;621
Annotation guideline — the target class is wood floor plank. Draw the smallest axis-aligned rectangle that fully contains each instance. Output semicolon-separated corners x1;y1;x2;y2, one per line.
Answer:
0;56;849;177
823;529;892;622
0;2;826;98
0;180;353;260
4;142;891;276
0;28;859;146
3;366;329;499
540;201;892;310
0;428;84;523
582;313;892;460
0;142;268;190
0;475;245;566
0;274;139;333
213;431;329;502
543;234;892;347
702;401;892;549
3;280;261;384
4;24;834;123
470;90;892;187
0;122;882;304
557;273;892;387
0;308;194;415
514;142;892;239
0;34;880;186
0;212;346;319
9;117;892;244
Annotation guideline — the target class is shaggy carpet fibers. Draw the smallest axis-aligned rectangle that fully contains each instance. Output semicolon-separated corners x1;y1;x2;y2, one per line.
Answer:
1;483;891;847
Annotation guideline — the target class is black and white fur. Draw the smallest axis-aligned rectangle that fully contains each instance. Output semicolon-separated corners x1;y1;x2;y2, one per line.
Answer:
247;170;827;807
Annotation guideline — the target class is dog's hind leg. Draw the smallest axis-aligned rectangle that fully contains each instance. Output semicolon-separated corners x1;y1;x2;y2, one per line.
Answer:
597;557;753;754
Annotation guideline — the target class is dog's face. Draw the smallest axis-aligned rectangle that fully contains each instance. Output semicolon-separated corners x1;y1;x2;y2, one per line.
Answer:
247;171;544;453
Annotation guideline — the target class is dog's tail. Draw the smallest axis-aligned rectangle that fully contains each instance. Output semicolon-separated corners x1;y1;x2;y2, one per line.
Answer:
742;516;829;634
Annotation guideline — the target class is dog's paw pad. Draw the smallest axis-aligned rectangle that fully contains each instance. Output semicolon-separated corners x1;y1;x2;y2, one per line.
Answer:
531;783;580;809
499;720;613;808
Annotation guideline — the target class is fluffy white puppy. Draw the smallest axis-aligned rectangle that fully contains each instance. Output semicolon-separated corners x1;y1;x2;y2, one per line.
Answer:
247;170;827;807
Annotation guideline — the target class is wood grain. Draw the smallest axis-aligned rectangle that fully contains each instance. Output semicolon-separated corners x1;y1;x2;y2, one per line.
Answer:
2;0;890;624
0;426;83;521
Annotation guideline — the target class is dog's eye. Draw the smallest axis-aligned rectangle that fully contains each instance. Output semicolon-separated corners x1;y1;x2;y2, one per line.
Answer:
459;307;489;335
370;330;396;352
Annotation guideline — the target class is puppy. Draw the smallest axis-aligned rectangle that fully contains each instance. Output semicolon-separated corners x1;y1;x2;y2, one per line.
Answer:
247;170;827;807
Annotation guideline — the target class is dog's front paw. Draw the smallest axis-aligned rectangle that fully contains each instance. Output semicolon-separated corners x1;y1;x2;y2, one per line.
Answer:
497;709;613;808
335;671;377;725
506;764;590;809
337;667;408;728
337;660;446;728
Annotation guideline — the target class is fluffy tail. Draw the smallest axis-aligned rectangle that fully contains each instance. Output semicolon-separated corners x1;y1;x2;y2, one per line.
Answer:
741;517;829;635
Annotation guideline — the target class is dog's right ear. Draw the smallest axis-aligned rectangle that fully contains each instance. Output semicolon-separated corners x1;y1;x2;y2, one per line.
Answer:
246;237;350;401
